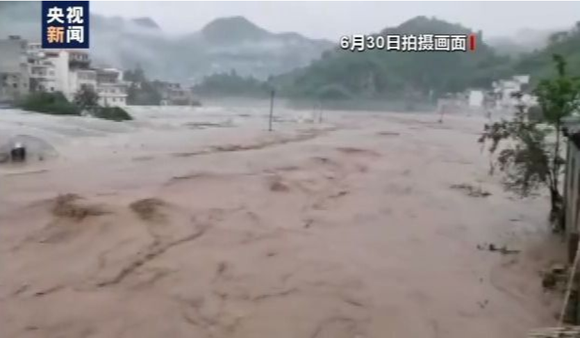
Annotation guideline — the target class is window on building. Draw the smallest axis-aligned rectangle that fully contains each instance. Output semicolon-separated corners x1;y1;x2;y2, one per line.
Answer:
13;83;17;88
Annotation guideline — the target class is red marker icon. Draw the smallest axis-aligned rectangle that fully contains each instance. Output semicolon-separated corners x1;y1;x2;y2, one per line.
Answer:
469;34;476;51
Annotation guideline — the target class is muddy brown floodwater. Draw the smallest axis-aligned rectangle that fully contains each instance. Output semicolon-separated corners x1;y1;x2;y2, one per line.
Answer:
0;106;566;338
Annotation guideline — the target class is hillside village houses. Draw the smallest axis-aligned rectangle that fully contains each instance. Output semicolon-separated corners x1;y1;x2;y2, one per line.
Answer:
0;35;198;108
2;34;533;111
96;68;128;107
0;36;127;107
491;75;537;109
0;35;128;106
153;81;196;106
437;74;538;116
0;36;30;102
1;35;197;107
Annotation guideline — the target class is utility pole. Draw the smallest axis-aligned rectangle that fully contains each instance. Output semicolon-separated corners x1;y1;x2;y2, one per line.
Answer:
268;89;275;131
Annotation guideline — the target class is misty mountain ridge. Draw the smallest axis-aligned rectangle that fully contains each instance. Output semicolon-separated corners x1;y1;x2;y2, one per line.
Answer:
199;16;271;44
3;1;578;98
132;17;162;30
0;2;333;84
275;16;510;101
485;28;559;56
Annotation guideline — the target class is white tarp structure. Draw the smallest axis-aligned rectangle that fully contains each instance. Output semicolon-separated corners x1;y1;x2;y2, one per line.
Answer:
0;134;58;163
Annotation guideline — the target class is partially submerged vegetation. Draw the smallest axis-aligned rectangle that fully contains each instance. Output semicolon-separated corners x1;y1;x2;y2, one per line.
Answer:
479;55;580;231
17;87;133;122
74;86;133;121
17;92;80;116
92;107;133;121
450;183;492;198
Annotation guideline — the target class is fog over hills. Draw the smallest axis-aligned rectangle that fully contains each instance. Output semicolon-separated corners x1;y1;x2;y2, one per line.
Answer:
485;28;559;56
0;2;333;84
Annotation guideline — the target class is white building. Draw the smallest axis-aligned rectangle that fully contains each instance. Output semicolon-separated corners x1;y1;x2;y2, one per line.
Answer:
70;69;97;93
28;58;57;93
38;48;127;107
492;75;532;109
68;50;93;86
26;46;91;100
153;80;192;106
0;36;30;102
468;90;484;107
26;46;102;103
2;39;129;108
26;43;57;93
522;93;538;107
96;68;127;107
513;75;530;85
61;50;93;100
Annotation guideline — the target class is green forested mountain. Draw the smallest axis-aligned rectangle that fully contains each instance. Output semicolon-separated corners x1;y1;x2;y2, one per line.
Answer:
514;23;580;82
275;16;513;101
275;18;580;102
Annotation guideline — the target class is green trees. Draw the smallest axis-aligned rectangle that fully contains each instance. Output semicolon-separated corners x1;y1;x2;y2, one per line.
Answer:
92;106;133;121
515;21;580;82
18;88;133;122
17;92;80;115
479;55;580;231
124;65;163;105
73;86;99;112
193;71;270;97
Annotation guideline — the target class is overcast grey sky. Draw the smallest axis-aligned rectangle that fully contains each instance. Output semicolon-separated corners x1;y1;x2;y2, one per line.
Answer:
92;1;580;41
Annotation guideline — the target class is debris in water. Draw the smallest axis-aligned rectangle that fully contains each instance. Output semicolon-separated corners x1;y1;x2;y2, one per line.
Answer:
450;183;491;198
476;243;520;255
269;176;290;192
541;263;568;290
377;131;400;136
130;198;167;221
52;194;108;221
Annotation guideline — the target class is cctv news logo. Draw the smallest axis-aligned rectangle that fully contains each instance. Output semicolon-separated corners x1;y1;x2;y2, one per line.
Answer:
340;34;477;52
42;1;90;49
